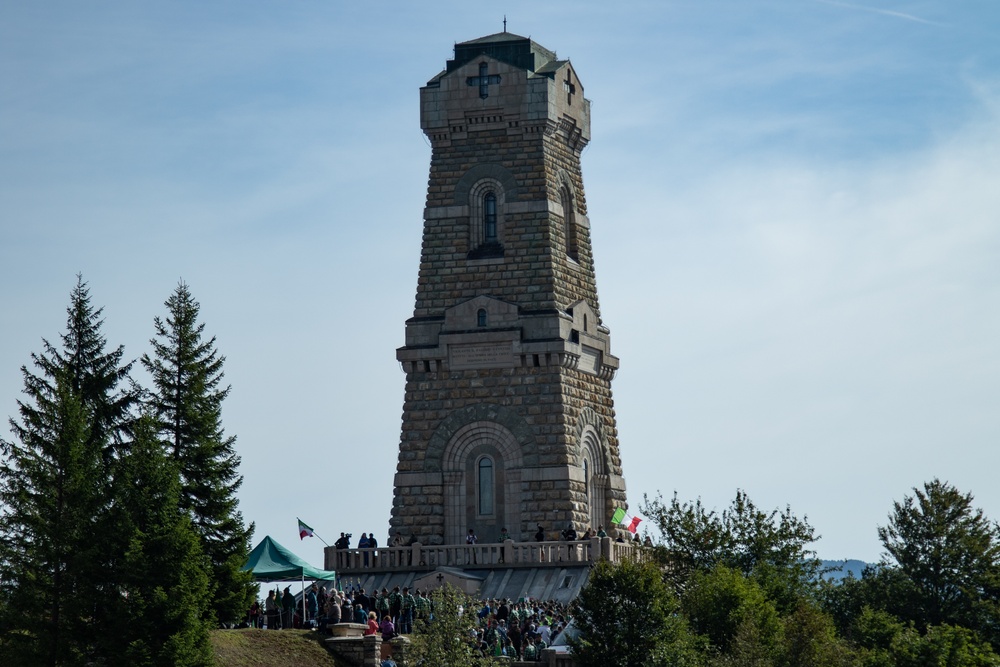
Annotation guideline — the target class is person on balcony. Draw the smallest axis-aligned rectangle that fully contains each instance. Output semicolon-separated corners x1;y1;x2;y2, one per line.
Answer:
498;527;511;563
359;533;371;566
466;528;478;564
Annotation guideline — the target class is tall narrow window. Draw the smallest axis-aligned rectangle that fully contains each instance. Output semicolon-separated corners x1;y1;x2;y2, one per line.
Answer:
478;457;494;515
561;186;579;260
484;192;497;243
477;309;488;327
583;458;590;500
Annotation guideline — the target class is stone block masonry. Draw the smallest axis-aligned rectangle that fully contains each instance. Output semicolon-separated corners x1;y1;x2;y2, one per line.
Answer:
390;31;630;548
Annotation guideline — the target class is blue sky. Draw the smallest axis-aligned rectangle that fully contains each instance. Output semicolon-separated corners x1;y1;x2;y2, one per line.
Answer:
1;1;998;566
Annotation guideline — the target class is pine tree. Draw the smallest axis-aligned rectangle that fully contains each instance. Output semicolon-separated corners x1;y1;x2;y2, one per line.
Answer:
0;276;135;665
92;414;214;667
141;281;254;625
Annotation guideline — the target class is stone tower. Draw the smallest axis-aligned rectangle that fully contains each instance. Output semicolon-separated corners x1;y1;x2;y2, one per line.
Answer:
390;32;628;546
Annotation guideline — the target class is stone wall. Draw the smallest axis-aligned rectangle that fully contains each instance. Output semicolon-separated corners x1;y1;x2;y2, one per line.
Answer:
390;33;629;547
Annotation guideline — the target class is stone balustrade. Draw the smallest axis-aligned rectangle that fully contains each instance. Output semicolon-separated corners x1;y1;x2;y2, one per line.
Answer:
326;536;648;574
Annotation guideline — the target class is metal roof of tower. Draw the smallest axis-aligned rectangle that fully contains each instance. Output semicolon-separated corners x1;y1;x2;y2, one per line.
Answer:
446;31;559;75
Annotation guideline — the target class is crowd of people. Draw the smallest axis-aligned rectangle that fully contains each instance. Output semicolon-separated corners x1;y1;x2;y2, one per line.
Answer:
244;584;571;661
468;596;571;660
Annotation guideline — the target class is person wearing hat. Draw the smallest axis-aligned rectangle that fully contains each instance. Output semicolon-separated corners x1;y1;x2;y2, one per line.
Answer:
399;586;416;634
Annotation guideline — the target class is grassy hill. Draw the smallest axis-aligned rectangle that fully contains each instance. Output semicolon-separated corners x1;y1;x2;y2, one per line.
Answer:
211;628;340;667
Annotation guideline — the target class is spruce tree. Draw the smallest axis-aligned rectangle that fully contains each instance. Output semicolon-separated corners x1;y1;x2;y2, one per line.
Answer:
93;414;214;667
0;372;103;665
0;276;136;665
141;281;254;625
25;274;136;463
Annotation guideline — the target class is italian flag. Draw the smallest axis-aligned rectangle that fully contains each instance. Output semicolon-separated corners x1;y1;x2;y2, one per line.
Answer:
298;518;315;540
611;507;642;534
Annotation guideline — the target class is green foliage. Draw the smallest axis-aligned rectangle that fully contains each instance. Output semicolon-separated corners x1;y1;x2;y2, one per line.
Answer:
0;277;135;665
778;601;857;667
571;557;697;667
878;479;1000;640
93;414;214;666
819;480;1000;663
642;490;822;611
409;585;498;667
19;275;137;463
897;624;999;667
850;613;999;667
0;372;103;665
683;565;782;659
141;281;254;625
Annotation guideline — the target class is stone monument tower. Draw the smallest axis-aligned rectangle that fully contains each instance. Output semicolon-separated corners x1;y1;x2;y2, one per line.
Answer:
390;31;628;546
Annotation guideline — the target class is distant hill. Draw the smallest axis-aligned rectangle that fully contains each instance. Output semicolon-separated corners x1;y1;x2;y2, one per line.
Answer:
820;559;870;582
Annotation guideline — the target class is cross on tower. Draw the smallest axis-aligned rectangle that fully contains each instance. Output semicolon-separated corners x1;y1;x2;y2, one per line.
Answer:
467;62;502;99
564;71;576;105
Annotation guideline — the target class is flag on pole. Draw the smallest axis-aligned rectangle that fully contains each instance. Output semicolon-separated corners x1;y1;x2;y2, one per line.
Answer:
297;518;315;540
611;507;643;534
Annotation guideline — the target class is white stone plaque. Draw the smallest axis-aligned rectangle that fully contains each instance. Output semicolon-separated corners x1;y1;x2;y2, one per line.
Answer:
579;346;601;375
449;342;515;370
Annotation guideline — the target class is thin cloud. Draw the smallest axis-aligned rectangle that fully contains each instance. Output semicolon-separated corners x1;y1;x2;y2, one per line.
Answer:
815;0;941;25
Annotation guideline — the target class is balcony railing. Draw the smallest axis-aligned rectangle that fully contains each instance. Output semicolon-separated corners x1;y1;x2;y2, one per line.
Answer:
325;536;649;573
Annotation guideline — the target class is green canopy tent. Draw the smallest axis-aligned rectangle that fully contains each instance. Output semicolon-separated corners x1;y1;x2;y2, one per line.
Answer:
242;535;337;627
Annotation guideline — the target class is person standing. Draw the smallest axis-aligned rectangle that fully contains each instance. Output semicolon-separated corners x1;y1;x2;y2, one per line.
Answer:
534;524;546;562
265;589;280;629
359;532;371;566
389;585;402;625
415;589;430;624
306;584;319;624
376;587;390;621
327;592;342;627
399;587;416;634
498;527;510;563
281;586;296;629
466;528;478;564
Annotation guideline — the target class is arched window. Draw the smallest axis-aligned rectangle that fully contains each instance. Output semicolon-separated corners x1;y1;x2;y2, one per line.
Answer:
467;178;505;259
478;456;494;515
484;192;497;242
477;309;488;327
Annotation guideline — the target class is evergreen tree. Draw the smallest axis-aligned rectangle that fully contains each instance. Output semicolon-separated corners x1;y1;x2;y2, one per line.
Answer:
22;275;136;463
141;281;253;625
92;414;214;667
0;277;135;665
878;479;1000;640
0;372;102;666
